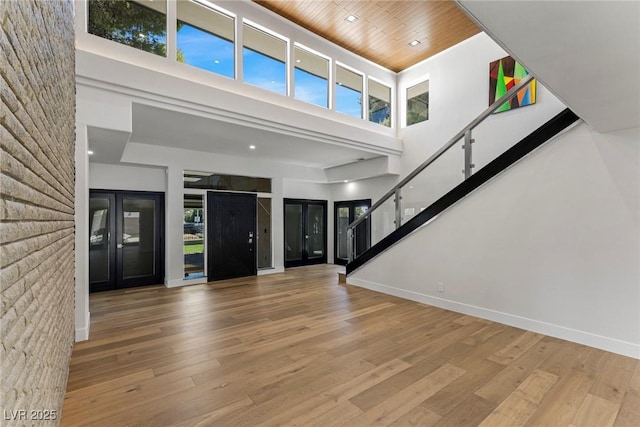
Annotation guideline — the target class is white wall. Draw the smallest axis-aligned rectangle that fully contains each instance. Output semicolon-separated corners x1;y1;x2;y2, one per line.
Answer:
89;163;166;192
397;33;566;219
74;124;90;341
326;157;401;183
283;179;331;201
350;122;640;358
331;175;397;202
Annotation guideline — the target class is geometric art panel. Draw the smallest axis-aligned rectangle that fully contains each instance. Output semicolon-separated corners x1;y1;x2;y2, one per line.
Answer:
489;55;536;113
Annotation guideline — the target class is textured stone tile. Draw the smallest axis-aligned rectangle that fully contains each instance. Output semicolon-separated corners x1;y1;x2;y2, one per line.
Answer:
0;0;75;423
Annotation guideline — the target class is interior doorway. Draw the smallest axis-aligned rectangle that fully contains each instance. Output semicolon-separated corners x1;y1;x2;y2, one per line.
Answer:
284;199;327;267
207;192;257;281
89;190;164;292
334;199;371;265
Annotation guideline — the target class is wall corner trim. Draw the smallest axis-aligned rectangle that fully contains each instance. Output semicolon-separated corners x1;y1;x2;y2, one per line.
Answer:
75;312;90;342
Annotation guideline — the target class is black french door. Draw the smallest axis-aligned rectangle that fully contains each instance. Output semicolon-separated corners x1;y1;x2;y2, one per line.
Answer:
207;192;257;281
89;190;164;292
284;199;327;267
334;199;371;265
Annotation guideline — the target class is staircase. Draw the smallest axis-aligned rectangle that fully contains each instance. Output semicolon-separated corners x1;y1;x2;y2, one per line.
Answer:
346;77;580;274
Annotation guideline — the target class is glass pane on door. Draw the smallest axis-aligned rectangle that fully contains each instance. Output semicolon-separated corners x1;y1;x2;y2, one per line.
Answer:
285;204;303;262
122;198;156;279
307;204;325;259
336;207;350;260
354;204;370;257
354;205;368;219
89;197;110;283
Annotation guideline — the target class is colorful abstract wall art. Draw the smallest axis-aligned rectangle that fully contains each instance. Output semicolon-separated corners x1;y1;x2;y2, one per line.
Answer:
489;55;536;113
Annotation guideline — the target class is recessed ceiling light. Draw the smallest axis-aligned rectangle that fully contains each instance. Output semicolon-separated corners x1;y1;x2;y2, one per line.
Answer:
409;40;421;47
296;59;301;63
87;150;94;155
249;145;256;150
343;180;348;183
214;59;220;64
345;15;358;23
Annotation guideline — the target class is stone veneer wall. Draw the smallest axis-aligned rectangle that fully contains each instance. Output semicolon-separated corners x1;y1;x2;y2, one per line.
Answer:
1;0;76;425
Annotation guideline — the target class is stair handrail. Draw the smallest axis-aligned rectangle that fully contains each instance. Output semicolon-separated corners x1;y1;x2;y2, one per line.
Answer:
347;73;535;262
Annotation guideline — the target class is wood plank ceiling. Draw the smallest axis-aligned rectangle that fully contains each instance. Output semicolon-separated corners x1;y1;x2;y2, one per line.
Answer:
254;0;481;72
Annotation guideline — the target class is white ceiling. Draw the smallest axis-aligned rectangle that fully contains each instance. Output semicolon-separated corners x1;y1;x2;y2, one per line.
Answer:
87;127;130;164
127;104;382;169
458;0;640;133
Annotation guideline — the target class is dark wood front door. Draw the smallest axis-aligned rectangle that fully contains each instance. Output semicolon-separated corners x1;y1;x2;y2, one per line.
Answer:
89;190;164;292
207;192;257;281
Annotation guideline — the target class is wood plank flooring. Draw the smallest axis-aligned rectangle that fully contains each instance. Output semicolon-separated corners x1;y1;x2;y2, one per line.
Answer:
62;265;639;426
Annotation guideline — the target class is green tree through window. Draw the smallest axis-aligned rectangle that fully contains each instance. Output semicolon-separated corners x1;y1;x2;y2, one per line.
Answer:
406;80;429;126
88;0;184;60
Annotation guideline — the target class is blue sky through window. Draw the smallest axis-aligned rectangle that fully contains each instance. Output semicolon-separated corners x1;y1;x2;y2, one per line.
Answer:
335;84;362;118
243;48;286;95
294;68;328;108
177;23;234;78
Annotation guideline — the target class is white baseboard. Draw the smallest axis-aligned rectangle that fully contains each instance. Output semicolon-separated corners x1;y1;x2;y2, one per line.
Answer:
166;267;284;287
166;277;207;288
75;312;90;342
347;277;640;360
258;267;285;276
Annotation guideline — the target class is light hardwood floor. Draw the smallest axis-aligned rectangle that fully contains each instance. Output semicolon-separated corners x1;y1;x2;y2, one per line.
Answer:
63;265;639;426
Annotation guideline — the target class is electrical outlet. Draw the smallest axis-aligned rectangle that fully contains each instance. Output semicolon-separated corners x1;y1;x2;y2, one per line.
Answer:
437;282;445;292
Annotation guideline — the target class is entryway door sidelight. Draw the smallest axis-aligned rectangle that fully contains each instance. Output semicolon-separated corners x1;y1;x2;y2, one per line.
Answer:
284;199;327;268
89;190;164;292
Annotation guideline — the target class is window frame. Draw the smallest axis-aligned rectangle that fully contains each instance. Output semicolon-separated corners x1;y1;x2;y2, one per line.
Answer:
405;79;430;127
367;76;392;127
176;0;236;79
334;61;365;119
293;42;331;108
87;0;169;57
241;19;290;96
